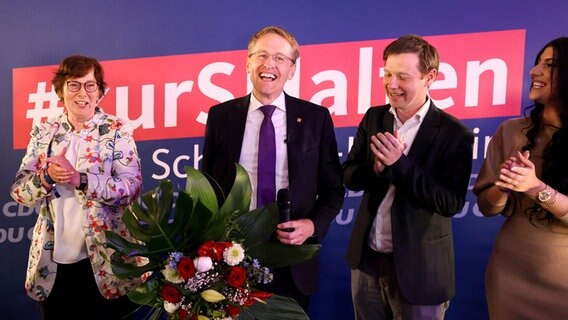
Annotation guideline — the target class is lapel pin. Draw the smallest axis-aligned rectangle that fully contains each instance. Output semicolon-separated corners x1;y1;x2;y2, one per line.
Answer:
297;117;302;123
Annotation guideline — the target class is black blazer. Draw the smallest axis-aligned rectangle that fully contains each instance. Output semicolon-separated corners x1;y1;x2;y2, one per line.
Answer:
202;93;345;295
344;102;473;304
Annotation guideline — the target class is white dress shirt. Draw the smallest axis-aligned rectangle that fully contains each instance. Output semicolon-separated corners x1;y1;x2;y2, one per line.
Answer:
239;93;289;209
368;99;431;253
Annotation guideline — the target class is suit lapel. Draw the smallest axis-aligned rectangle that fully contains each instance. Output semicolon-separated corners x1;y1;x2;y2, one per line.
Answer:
382;109;394;134
285;94;303;145
284;94;304;187
407;101;440;161
227;95;250;163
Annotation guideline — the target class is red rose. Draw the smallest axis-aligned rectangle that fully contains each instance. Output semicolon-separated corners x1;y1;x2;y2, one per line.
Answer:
161;283;182;303
214;241;232;258
197;241;219;260
198;241;232;261
178;309;190;320
227;266;247;288
177;257;196;280
226;305;241;317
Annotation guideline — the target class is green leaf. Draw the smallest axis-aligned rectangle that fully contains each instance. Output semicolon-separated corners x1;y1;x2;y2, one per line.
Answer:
232;204;278;247
221;164;252;219
185;166;218;213
120;180;178;251
104;230;149;257
188;200;217;245
127;277;161;306
247;242;321;269
180;191;213;249
238;295;309;320
121;203;154;242
203;164;253;241
109;259;159;279
104;180;192;274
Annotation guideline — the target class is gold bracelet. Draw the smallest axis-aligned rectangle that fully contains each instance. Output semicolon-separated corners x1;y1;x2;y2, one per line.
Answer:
543;189;558;210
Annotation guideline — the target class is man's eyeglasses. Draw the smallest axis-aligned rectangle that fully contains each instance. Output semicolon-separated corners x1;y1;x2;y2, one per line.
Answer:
249;51;295;65
66;80;99;93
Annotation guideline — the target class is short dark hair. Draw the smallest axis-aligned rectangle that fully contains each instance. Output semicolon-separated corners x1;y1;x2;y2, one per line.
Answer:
247;26;299;63
52;55;106;101
383;34;439;75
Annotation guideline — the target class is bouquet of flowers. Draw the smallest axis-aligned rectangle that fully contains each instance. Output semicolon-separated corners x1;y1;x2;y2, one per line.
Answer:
104;165;319;320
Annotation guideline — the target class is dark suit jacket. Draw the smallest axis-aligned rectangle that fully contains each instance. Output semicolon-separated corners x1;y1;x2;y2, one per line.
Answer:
202;93;345;295
344;102;473;305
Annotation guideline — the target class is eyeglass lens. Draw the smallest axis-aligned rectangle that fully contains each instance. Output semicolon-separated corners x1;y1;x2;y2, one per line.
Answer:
66;81;98;93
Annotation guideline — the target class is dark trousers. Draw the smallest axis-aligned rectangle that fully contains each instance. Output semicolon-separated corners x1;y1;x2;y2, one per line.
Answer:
39;258;138;320
352;247;449;320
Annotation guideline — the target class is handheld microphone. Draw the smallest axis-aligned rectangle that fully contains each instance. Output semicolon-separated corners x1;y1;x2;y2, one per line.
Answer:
277;188;294;232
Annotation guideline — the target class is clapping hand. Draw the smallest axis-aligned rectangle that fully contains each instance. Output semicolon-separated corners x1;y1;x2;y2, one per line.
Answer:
495;151;540;193
370;129;406;174
45;148;77;185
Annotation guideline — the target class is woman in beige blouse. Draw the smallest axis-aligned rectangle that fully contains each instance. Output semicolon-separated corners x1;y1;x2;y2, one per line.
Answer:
474;37;568;319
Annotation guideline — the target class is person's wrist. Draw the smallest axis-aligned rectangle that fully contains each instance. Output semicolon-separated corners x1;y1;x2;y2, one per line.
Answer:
43;168;56;185
496;185;510;193
39;169;54;191
528;181;547;198
488;185;509;207
541;188;558;210
76;172;88;191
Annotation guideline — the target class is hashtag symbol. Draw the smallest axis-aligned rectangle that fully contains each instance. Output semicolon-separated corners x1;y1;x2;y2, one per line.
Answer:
27;82;63;126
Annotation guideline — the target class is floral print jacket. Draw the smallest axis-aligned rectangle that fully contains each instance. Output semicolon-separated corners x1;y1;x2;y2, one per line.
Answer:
10;107;144;301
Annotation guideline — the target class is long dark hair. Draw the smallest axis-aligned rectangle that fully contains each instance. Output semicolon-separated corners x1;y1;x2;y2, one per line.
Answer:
522;37;568;222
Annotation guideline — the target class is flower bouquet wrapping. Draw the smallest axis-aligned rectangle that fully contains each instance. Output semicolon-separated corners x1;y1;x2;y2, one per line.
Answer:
104;164;320;320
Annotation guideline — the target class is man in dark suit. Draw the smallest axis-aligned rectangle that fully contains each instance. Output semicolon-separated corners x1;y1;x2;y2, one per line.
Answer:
202;26;344;310
344;35;473;320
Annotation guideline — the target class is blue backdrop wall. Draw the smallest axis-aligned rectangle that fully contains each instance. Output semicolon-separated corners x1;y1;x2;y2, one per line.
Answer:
1;1;567;319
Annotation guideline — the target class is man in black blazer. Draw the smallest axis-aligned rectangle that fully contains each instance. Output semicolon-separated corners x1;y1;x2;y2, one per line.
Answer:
344;35;473;320
202;26;344;310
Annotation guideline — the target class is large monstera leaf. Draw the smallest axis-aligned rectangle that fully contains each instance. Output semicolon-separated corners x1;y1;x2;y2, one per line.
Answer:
104;168;218;278
104;164;320;319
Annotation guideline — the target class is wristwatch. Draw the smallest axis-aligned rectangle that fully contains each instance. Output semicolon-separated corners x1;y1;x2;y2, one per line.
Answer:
77;173;88;191
537;185;552;203
43;169;56;185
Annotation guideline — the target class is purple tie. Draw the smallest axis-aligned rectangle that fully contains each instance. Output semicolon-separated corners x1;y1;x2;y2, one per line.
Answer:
257;105;276;207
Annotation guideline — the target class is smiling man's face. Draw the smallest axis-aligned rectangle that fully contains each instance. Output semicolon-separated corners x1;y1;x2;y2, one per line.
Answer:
247;32;296;105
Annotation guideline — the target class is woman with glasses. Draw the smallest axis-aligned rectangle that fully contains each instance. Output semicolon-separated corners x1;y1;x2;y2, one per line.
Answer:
10;55;144;320
474;37;568;319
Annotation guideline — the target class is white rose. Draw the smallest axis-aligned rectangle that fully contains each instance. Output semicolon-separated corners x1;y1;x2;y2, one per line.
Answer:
164;301;180;313
194;256;213;272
